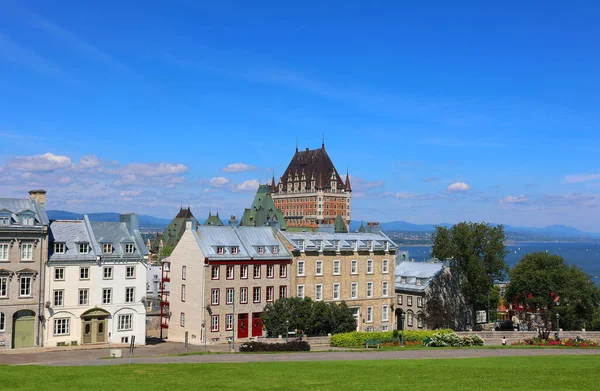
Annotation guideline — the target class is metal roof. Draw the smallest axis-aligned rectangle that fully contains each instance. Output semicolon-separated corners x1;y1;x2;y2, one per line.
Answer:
280;231;397;252
49;219;97;261
89;219;148;259
0;197;49;226
395;261;444;293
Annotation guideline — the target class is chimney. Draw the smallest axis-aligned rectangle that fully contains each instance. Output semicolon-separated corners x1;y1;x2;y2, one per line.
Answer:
229;215;239;228
119;213;139;235
185;218;197;231
29;189;47;208
367;222;381;234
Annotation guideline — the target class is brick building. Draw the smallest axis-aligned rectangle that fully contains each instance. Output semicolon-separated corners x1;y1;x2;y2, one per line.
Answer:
271;143;351;230
279;230;397;332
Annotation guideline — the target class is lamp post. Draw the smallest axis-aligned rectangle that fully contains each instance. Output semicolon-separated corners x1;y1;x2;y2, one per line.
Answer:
232;289;235;352
285;320;290;343
401;313;406;346
201;322;206;352
555;313;560;340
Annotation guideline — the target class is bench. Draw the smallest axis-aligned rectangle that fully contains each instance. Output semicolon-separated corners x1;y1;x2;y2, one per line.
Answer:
422;337;431;346
365;340;380;349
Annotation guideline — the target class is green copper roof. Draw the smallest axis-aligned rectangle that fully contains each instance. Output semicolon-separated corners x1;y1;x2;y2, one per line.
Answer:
152;207;197;250
334;215;348;233
204;212;224;226
240;184;287;230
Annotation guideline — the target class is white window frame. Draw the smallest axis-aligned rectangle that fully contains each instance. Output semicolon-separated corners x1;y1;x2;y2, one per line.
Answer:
397;295;403;305
19;276;32;297
366;282;373;298
0;312;5;331
103;266;113;280
118;314;133;331
382;305;389;322
231;246;239;255
226;288;234;304
211;266;220;280
54;268;65;281
54;243;65;254
180;312;185;327
407;296;413;306
297;261;305;276
125;287;135;303
79;289;89;305
351;260;358;274
253;265;261;279
351;282;358;299
382;281;389;297
253;287;261;303
279;264;287;278
226;265;234;280
0;276;8;298
103;243;112;254
417;296;423;308
382;259;389;273
226;314;234;331
297;285;305;299
0;243;8;261
366;306;373;323
333;283;340;300
211;289;219;305
272;246;279;254
125;243;134;254
80;267;89;280
315;260;323;276
79;243;89;254
53;318;70;336
266;286;274;302
126;266;135;279
240;265;248;279
211;315;219;331
279;285;287;298
53;289;64;307
216;246;225;255
181;284;186;302
257;246;265;255
266;265;274;278
21;243;33;261
315;284;323;301
333;260;340;275
240;287;248;303
102;288;112;304
367;259;373;274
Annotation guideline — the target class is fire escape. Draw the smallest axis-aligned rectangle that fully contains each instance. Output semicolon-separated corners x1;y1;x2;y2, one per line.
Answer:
160;260;171;337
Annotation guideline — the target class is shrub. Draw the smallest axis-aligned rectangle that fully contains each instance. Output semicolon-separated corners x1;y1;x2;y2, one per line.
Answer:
239;340;311;352
330;329;453;347
427;332;485;347
512;337;598;347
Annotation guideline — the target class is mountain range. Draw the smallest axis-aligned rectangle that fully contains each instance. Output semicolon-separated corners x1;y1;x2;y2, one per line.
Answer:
46;210;599;238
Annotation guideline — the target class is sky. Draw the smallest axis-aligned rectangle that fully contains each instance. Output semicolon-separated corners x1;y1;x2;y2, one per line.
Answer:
0;1;599;232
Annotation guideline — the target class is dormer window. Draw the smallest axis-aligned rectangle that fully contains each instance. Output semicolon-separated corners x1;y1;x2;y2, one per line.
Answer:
231;246;239;255
0;216;9;225
78;243;89;254
298;240;305;251
257;246;265;255
216;246;225;255
401;277;407;284
416;278;422;286
272;246;279;254
54;243;65;254
103;243;113;254
21;215;34;226
125;243;135;254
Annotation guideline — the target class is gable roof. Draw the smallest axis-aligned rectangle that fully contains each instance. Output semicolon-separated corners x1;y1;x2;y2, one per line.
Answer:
276;145;346;191
155;208;199;249
204;212;224;226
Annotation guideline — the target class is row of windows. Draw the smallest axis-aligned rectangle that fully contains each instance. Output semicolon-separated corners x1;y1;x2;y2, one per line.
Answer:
208;265;287;280
51;287;135;306
202;286;287;305
399;277;428;286
0;243;34;261
179;313;233;332
0;215;35;226
397;295;425;308
214;246;280;255
296;281;390;300
0;275;33;298
297;259;390;276
52;266;137;281
52;314;133;336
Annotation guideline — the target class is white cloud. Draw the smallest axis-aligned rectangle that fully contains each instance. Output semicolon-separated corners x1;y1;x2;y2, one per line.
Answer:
563;173;600;184
222;163;258;173
9;152;72;172
209;177;231;188
499;195;529;204
118;162;189;177
120;190;141;197
447;182;471;192
78;154;102;168
236;179;260;191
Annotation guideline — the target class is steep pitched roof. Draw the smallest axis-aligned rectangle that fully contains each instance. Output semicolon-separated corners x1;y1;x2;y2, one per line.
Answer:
0;197;49;226
334;215;348;233
90;220;148;259
276;145;346;191
240;185;286;229
204;212;224;226
49;218;97;262
157;208;199;249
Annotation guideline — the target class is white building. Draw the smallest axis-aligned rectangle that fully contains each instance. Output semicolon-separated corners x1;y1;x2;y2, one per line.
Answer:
44;214;149;346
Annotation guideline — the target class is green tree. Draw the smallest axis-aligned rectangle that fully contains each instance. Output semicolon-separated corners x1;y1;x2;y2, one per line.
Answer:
505;252;600;337
261;297;356;337
160;245;175;258
431;222;508;326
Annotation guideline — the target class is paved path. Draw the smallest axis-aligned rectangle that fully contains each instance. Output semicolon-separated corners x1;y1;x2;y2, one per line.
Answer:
3;346;599;367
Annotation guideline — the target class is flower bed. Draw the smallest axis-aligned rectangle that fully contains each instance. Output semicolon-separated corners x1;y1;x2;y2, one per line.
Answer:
239;340;311;352
330;329;453;347
512;337;598;347
427;332;484;347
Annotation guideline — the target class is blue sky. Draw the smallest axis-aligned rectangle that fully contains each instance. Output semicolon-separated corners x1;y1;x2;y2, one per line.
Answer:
1;1;599;231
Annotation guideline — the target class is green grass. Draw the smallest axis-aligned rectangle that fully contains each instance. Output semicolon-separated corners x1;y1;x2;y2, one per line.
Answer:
1;356;599;390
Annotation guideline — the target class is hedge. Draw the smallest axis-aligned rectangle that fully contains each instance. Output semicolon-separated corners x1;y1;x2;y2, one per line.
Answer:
239;340;311;352
330;329;453;347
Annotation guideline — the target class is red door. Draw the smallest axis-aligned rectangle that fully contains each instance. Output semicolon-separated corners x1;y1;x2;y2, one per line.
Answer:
238;313;248;338
252;312;263;337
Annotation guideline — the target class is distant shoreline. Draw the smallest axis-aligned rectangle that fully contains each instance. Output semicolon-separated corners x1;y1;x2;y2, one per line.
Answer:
397;240;599;247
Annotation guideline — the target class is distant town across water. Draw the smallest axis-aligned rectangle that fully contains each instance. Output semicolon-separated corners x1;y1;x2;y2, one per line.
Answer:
403;241;600;283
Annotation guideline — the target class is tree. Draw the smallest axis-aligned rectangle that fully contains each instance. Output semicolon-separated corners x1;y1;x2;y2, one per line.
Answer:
261;297;356;337
505;252;600;337
431;222;508;326
423;272;454;329
160;245;175;258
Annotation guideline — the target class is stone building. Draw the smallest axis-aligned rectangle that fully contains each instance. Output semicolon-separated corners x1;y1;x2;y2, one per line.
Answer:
272;143;351;230
0;190;49;349
394;261;444;330
168;223;292;344
44;214;149;346
279;230;397;332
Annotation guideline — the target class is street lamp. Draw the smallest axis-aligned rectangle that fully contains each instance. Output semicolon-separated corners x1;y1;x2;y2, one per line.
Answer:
285;320;290;343
401;313;406;346
232;288;235;352
555;313;560;340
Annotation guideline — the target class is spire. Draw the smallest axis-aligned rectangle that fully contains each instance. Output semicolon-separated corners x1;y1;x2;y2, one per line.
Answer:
271;173;276;191
322;132;325;149
296;137;299;152
345;168;352;191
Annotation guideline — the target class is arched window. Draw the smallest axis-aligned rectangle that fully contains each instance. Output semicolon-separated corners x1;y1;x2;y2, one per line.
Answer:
0;312;5;331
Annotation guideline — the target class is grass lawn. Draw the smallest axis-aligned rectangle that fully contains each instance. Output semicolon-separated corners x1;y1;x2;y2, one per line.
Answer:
1;355;599;390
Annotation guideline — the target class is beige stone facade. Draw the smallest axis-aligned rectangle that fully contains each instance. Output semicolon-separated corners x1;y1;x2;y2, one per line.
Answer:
168;222;292;345
279;231;397;332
